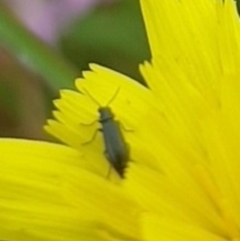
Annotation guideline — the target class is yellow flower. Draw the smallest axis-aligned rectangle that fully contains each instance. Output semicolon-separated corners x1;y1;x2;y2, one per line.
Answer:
1;0;240;240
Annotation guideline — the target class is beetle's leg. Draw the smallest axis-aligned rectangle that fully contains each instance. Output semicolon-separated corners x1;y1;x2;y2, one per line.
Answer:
119;122;134;132
104;150;114;178
106;163;112;179
103;148;110;161
81;127;103;145
80;119;98;126
81;129;99;145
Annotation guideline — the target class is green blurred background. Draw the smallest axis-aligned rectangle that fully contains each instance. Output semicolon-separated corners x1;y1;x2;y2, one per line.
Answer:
0;0;239;140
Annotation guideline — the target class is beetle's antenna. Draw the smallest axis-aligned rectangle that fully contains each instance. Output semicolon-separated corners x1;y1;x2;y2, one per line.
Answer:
81;87;101;107
82;86;121;107
105;86;121;106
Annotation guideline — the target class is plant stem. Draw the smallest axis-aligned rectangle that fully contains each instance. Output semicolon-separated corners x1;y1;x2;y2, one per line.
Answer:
0;2;79;90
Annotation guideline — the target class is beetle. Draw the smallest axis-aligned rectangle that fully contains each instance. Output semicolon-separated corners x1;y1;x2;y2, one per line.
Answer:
82;87;129;177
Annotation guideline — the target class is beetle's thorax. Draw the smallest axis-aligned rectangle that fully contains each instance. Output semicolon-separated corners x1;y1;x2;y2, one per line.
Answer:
98;107;115;123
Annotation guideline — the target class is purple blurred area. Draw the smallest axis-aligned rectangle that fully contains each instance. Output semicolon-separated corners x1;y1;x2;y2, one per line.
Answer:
3;0;115;44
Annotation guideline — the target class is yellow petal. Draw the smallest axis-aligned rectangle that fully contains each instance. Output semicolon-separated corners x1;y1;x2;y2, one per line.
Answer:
0;139;137;240
141;214;226;241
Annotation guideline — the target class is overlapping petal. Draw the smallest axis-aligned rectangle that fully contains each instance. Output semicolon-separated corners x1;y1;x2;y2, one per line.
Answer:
123;0;240;240
0;139;141;241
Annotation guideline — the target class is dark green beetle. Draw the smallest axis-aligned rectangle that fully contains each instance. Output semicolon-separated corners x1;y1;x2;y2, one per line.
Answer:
82;87;129;177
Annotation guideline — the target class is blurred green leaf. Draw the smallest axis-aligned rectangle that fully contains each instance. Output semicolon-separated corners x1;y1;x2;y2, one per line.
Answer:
0;2;79;91
62;0;150;83
0;81;18;115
